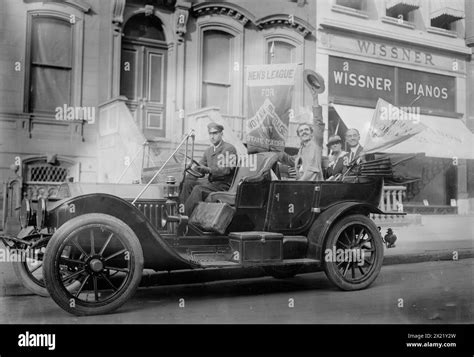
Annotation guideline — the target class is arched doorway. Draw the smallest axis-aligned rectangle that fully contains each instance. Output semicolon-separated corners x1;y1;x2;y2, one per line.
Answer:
120;14;167;139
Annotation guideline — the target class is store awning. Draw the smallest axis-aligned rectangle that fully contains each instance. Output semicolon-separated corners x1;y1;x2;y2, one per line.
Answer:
386;0;420;14
430;0;464;27
333;104;474;159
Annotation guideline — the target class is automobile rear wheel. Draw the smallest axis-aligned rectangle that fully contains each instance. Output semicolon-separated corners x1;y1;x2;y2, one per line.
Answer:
323;214;383;291
43;213;143;316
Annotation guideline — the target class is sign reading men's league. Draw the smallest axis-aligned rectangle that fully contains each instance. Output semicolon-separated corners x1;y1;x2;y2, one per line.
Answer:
245;63;297;153
329;56;455;113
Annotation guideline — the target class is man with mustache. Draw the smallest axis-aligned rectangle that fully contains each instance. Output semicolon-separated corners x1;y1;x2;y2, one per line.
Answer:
278;76;325;181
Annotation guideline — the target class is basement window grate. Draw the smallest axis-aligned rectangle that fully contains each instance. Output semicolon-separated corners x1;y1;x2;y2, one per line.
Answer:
28;165;69;183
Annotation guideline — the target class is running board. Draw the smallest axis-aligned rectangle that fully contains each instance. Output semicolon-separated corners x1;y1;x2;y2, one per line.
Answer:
199;258;320;268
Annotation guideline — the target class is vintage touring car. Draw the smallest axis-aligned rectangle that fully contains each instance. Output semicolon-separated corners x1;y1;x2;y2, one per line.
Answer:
1;132;395;316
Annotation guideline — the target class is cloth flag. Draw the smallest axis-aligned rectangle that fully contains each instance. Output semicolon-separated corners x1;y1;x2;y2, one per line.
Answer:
245;63;297;153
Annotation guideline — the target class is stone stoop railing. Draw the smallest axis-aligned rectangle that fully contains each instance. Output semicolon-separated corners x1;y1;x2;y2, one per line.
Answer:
372;185;422;226
379;185;406;213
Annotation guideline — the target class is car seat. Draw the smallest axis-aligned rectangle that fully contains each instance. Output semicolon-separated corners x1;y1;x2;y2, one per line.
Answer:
205;152;279;206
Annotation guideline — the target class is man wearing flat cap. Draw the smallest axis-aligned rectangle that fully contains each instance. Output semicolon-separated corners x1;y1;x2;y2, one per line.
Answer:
179;122;237;216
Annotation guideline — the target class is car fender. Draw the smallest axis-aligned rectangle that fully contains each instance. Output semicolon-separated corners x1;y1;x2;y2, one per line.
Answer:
306;201;383;261
46;193;198;271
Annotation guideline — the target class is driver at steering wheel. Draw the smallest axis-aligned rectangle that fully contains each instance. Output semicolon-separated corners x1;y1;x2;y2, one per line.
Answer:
179;122;237;216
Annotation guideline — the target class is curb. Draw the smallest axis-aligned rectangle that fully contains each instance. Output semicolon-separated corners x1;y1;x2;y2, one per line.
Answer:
383;249;474;266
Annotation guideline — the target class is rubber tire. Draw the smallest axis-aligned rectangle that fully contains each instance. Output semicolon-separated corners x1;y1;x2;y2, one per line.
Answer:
12;258;48;297
43;213;144;316
13;240;86;297
322;214;383;291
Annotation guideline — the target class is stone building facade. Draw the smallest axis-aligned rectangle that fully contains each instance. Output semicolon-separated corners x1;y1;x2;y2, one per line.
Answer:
0;0;316;194
315;0;473;214
0;0;472;216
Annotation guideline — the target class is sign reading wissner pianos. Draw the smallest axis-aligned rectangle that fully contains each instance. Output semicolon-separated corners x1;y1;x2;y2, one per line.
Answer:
245;64;297;153
328;56;456;113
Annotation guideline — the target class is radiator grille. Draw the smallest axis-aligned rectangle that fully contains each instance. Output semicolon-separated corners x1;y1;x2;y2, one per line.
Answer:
135;201;168;231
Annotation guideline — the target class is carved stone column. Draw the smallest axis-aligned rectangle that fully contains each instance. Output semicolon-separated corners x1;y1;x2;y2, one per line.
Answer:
174;0;191;136
111;0;126;99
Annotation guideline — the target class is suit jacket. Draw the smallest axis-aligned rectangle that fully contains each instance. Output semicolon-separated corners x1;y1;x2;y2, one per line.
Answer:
347;145;375;163
325;151;348;179
199;140;237;185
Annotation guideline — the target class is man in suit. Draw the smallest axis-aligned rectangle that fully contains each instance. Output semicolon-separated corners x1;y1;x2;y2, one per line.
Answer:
180;122;237;216
345;128;374;164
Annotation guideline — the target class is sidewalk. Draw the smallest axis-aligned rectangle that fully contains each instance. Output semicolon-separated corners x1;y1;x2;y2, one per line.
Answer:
380;214;474;265
1;214;473;296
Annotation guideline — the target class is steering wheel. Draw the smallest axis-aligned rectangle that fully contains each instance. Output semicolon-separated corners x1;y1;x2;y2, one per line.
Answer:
184;157;206;179
172;152;206;178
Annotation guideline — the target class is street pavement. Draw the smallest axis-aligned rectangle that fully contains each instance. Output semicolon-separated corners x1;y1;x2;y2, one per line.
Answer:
0;258;472;324
1;214;473;297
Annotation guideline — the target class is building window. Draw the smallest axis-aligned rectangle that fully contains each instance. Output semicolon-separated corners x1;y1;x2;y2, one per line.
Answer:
335;0;364;11
267;41;296;64
429;3;464;32
385;0;419;22
201;30;234;114
122;14;166;41
264;37;302;123
431;17;458;31
386;8;413;22
27;16;73;113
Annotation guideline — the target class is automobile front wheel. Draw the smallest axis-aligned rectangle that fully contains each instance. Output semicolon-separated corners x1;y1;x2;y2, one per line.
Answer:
322;214;383;291
43;213;144;316
12;238;49;297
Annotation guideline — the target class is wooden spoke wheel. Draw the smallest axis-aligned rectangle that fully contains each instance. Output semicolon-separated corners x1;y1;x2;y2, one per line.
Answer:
43;213;143;316
323;214;383;290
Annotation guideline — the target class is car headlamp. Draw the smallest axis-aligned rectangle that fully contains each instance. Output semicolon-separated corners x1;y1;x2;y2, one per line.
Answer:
35;197;47;229
19;198;33;228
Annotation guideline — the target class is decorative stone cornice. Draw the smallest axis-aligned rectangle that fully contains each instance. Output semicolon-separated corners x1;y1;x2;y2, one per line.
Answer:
45;0;91;13
255;14;315;38
192;2;255;26
112;0;126;25
175;1;191;43
64;0;90;12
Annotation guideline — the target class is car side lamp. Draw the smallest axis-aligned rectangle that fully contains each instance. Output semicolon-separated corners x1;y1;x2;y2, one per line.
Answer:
163;176;186;234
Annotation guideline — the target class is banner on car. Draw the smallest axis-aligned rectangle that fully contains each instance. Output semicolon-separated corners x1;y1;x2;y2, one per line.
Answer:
245;63;297;153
